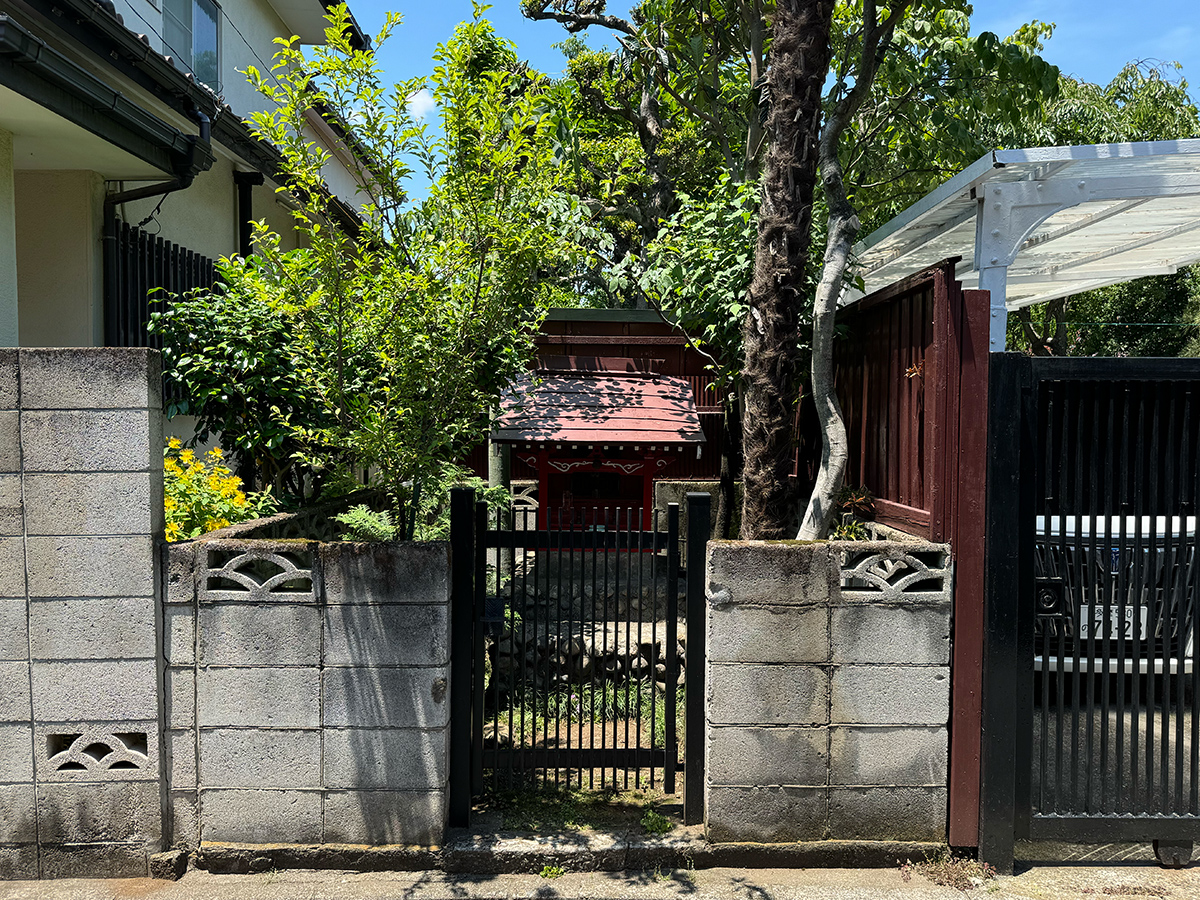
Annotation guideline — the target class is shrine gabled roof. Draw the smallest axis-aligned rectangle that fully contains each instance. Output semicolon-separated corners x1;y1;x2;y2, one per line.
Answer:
491;372;706;445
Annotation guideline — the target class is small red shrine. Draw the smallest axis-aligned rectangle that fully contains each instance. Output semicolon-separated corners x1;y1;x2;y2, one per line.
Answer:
491;355;706;528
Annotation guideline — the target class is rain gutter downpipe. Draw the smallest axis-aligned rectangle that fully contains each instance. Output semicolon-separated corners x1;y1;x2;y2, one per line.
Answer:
103;105;212;346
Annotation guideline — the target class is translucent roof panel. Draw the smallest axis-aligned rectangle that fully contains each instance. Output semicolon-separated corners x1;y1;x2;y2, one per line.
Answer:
852;140;1200;309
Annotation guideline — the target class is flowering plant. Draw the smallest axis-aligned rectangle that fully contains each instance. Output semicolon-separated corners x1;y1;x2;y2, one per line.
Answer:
163;438;277;541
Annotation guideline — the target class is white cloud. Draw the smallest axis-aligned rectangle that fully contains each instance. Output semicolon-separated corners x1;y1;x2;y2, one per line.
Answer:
407;88;436;121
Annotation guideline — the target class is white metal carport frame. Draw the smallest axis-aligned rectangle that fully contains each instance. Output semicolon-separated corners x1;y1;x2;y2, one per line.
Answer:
851;140;1200;350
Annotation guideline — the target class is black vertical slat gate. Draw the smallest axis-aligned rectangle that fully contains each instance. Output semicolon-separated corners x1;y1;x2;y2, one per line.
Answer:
982;354;1200;871
449;489;709;826
104;220;216;350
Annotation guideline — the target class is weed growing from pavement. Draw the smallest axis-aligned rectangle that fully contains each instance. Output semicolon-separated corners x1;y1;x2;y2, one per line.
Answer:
641;804;672;835
539;865;565;879
899;847;997;891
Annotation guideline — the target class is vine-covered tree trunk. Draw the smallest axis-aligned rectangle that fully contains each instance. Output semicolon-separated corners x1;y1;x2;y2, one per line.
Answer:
740;0;835;539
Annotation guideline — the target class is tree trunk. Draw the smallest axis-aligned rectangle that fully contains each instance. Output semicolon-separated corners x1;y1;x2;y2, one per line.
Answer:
739;0;835;539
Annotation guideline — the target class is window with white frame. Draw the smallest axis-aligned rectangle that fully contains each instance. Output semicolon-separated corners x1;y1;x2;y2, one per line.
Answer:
163;0;219;88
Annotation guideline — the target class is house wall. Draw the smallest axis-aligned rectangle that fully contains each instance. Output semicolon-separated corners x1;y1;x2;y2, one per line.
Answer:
0;130;17;347
15;172;105;347
704;540;952;844
163;539;451;848
0;348;164;879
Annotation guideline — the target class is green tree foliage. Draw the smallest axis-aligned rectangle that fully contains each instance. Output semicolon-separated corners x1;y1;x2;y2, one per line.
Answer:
1003;62;1200;357
158;5;593;511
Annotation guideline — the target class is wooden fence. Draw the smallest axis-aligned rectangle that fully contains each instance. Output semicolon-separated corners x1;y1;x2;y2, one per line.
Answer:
799;257;991;846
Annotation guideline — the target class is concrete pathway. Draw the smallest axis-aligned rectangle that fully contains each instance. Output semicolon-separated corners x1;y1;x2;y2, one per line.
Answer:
2;862;1197;900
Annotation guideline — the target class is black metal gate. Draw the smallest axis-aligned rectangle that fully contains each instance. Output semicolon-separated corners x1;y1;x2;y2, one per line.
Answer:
449;489;709;826
982;354;1200;870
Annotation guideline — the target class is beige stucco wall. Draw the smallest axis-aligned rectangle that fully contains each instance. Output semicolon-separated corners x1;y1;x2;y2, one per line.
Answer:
15;170;105;347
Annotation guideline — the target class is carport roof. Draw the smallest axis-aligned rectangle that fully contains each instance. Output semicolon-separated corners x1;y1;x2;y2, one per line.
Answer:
853;139;1200;310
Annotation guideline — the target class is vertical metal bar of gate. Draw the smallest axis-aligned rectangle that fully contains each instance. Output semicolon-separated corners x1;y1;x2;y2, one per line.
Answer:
448;487;475;827
665;503;680;794
684;493;710;825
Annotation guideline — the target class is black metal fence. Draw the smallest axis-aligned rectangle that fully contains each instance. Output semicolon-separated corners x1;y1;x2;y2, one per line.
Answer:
449;489;709;826
104;219;216;349
982;355;1200;870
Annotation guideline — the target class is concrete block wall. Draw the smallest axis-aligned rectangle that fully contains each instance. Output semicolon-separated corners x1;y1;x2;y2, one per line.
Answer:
164;539;451;848
705;540;951;844
0;349;164;879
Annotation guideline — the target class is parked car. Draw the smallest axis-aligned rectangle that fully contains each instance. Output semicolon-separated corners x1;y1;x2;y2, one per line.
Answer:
1034;515;1198;675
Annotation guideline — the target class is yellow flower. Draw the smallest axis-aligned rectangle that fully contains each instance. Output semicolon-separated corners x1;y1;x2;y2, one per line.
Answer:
167;437;182;450
164;522;182;542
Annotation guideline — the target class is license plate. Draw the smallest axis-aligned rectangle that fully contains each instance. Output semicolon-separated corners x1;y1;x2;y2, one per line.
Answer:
1079;604;1148;641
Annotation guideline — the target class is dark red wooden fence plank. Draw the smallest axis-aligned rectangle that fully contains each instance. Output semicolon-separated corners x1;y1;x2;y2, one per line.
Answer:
947;287;991;848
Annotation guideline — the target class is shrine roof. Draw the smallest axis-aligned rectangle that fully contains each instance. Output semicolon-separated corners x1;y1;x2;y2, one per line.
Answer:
491;372;707;445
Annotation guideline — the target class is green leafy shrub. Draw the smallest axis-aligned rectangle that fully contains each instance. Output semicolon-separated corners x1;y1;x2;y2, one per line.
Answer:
334;505;399;542
163;438;276;541
641;805;672;836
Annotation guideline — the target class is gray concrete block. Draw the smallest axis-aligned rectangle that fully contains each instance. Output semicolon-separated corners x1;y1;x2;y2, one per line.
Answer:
18;348;160;411
320;542;450;605
25;535;155;598
169;790;199;848
708;726;827;787
166;668;195;730
197;603;320;667
166;729;196;789
323;790;446;845
0;845;38;880
21;410;154;473
837;542;951;605
197;667;319;728
323;667;449;729
0;723;32;782
323;728;447;790
36;780;161;844
0;474;21;535
35;722;159;783
0;349;16;408
324;604;449;667
828;786;947;841
707;664;828;726
164;544;197;605
705;785;826;843
707;541;837;607
23;472;155;536
200;789;322;843
0;536;25;597
29;598;156;660
199;728;320;789
0;661;30;722
30;659;158;722
0;783;37;842
0;411;19;473
165;605;195;665
830;666;950;726
830;604;950;666
38;843;150;878
707;604;828;664
0;598;28;660
830;726;947;787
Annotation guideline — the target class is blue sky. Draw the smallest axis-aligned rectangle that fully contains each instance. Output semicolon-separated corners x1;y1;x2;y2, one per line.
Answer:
352;1;1200;92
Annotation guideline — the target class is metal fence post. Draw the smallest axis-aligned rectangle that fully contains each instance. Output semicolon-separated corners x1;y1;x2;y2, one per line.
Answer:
684;492;711;826
979;353;1028;873
449;487;475;828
